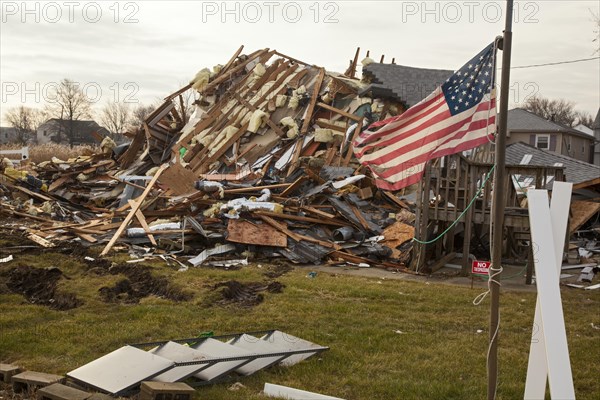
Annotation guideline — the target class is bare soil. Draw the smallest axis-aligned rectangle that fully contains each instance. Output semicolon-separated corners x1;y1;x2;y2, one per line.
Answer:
212;280;284;307
98;264;193;303
2;265;82;310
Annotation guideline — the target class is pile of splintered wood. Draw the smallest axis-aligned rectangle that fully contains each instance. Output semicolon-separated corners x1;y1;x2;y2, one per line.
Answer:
0;46;418;271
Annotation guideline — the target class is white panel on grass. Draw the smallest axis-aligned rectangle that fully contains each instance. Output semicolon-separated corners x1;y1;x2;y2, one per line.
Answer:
191;338;252;381
149;341;211;382
261;331;322;366
226;334;287;375
264;383;345;400
67;346;174;395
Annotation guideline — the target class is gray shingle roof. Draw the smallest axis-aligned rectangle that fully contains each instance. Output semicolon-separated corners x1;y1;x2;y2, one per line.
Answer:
360;63;453;107
507;109;591;140
592;108;600;130
506;141;600;185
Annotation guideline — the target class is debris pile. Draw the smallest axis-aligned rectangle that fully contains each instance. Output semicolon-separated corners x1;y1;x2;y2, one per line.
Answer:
0;46;417;271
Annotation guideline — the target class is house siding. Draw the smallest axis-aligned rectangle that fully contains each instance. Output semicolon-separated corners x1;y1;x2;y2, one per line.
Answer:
563;134;593;163
507;130;594;163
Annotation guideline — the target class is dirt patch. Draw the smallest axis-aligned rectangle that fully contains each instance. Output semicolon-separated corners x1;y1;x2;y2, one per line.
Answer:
262;262;294;279
212;280;284;307
99;264;193;303
3;265;82;310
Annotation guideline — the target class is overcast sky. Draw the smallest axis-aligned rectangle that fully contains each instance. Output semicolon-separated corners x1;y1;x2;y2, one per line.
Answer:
1;0;599;125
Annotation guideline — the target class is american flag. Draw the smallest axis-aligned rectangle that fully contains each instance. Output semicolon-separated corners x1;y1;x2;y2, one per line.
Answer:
353;42;497;191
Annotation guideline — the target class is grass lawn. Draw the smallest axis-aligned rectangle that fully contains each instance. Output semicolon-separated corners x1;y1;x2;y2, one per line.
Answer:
0;247;598;400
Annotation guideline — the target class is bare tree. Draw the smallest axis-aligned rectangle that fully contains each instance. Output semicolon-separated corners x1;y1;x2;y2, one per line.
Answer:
574;110;594;128
129;104;156;130
100;101;130;137
173;86;196;125
523;96;577;127
45;78;93;145
31;108;50;133
4;106;44;144
523;96;595;128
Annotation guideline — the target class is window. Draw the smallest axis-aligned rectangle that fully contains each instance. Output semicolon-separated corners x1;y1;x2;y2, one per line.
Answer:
535;134;550;150
567;143;571;152
43;130;47;136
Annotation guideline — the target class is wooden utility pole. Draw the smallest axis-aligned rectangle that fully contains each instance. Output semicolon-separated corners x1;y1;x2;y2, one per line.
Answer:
488;1;513;399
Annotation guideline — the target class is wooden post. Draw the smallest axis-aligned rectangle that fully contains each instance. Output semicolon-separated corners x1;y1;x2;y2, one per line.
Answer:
100;164;168;256
488;2;514;398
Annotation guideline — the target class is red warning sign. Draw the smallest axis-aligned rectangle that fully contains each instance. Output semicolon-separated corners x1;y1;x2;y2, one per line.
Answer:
472;260;491;275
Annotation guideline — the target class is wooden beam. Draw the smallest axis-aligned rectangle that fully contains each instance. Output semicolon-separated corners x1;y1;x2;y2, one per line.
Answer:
301;206;337;219
252;210;346;227
280;176;307;197
100;164;168;256
381;190;410;210
273;50;311;66
200;49;270;94
316;102;361;122
192;122;250;174
129;200;157;246
287;136;312;177
301;68;326;134
349;47;360;78
258;215;302;241
315;119;346;133
232;93;286;137
223;183;291;195
220;44;245;75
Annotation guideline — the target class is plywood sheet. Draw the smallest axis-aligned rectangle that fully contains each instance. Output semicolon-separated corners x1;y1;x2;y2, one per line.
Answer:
159;163;197;195
381;221;414;258
569;200;600;233
226;219;287;247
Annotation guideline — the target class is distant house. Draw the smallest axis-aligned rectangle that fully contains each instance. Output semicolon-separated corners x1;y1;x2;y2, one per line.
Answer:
507;109;595;164
506;141;600;188
37;119;110;145
574;123;593;136
592;108;600;166
0;127;18;144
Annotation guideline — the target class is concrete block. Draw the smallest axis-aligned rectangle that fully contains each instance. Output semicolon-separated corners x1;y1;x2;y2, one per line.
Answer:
11;371;64;393
86;393;113;400
37;383;91;400
0;363;22;383
139;381;195;400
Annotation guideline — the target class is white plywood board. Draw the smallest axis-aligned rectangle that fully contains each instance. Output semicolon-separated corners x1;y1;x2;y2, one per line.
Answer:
226;334;287;375
264;383;344;399
67;346;174;394
261;331;321;366
149;342;211;382
525;189;575;399
524;182;572;399
191;338;252;381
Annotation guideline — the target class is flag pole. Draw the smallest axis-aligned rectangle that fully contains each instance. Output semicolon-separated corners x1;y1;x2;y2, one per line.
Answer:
489;1;513;399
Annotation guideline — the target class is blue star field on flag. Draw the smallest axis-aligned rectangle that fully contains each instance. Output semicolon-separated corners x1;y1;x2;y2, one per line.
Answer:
442;43;495;116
